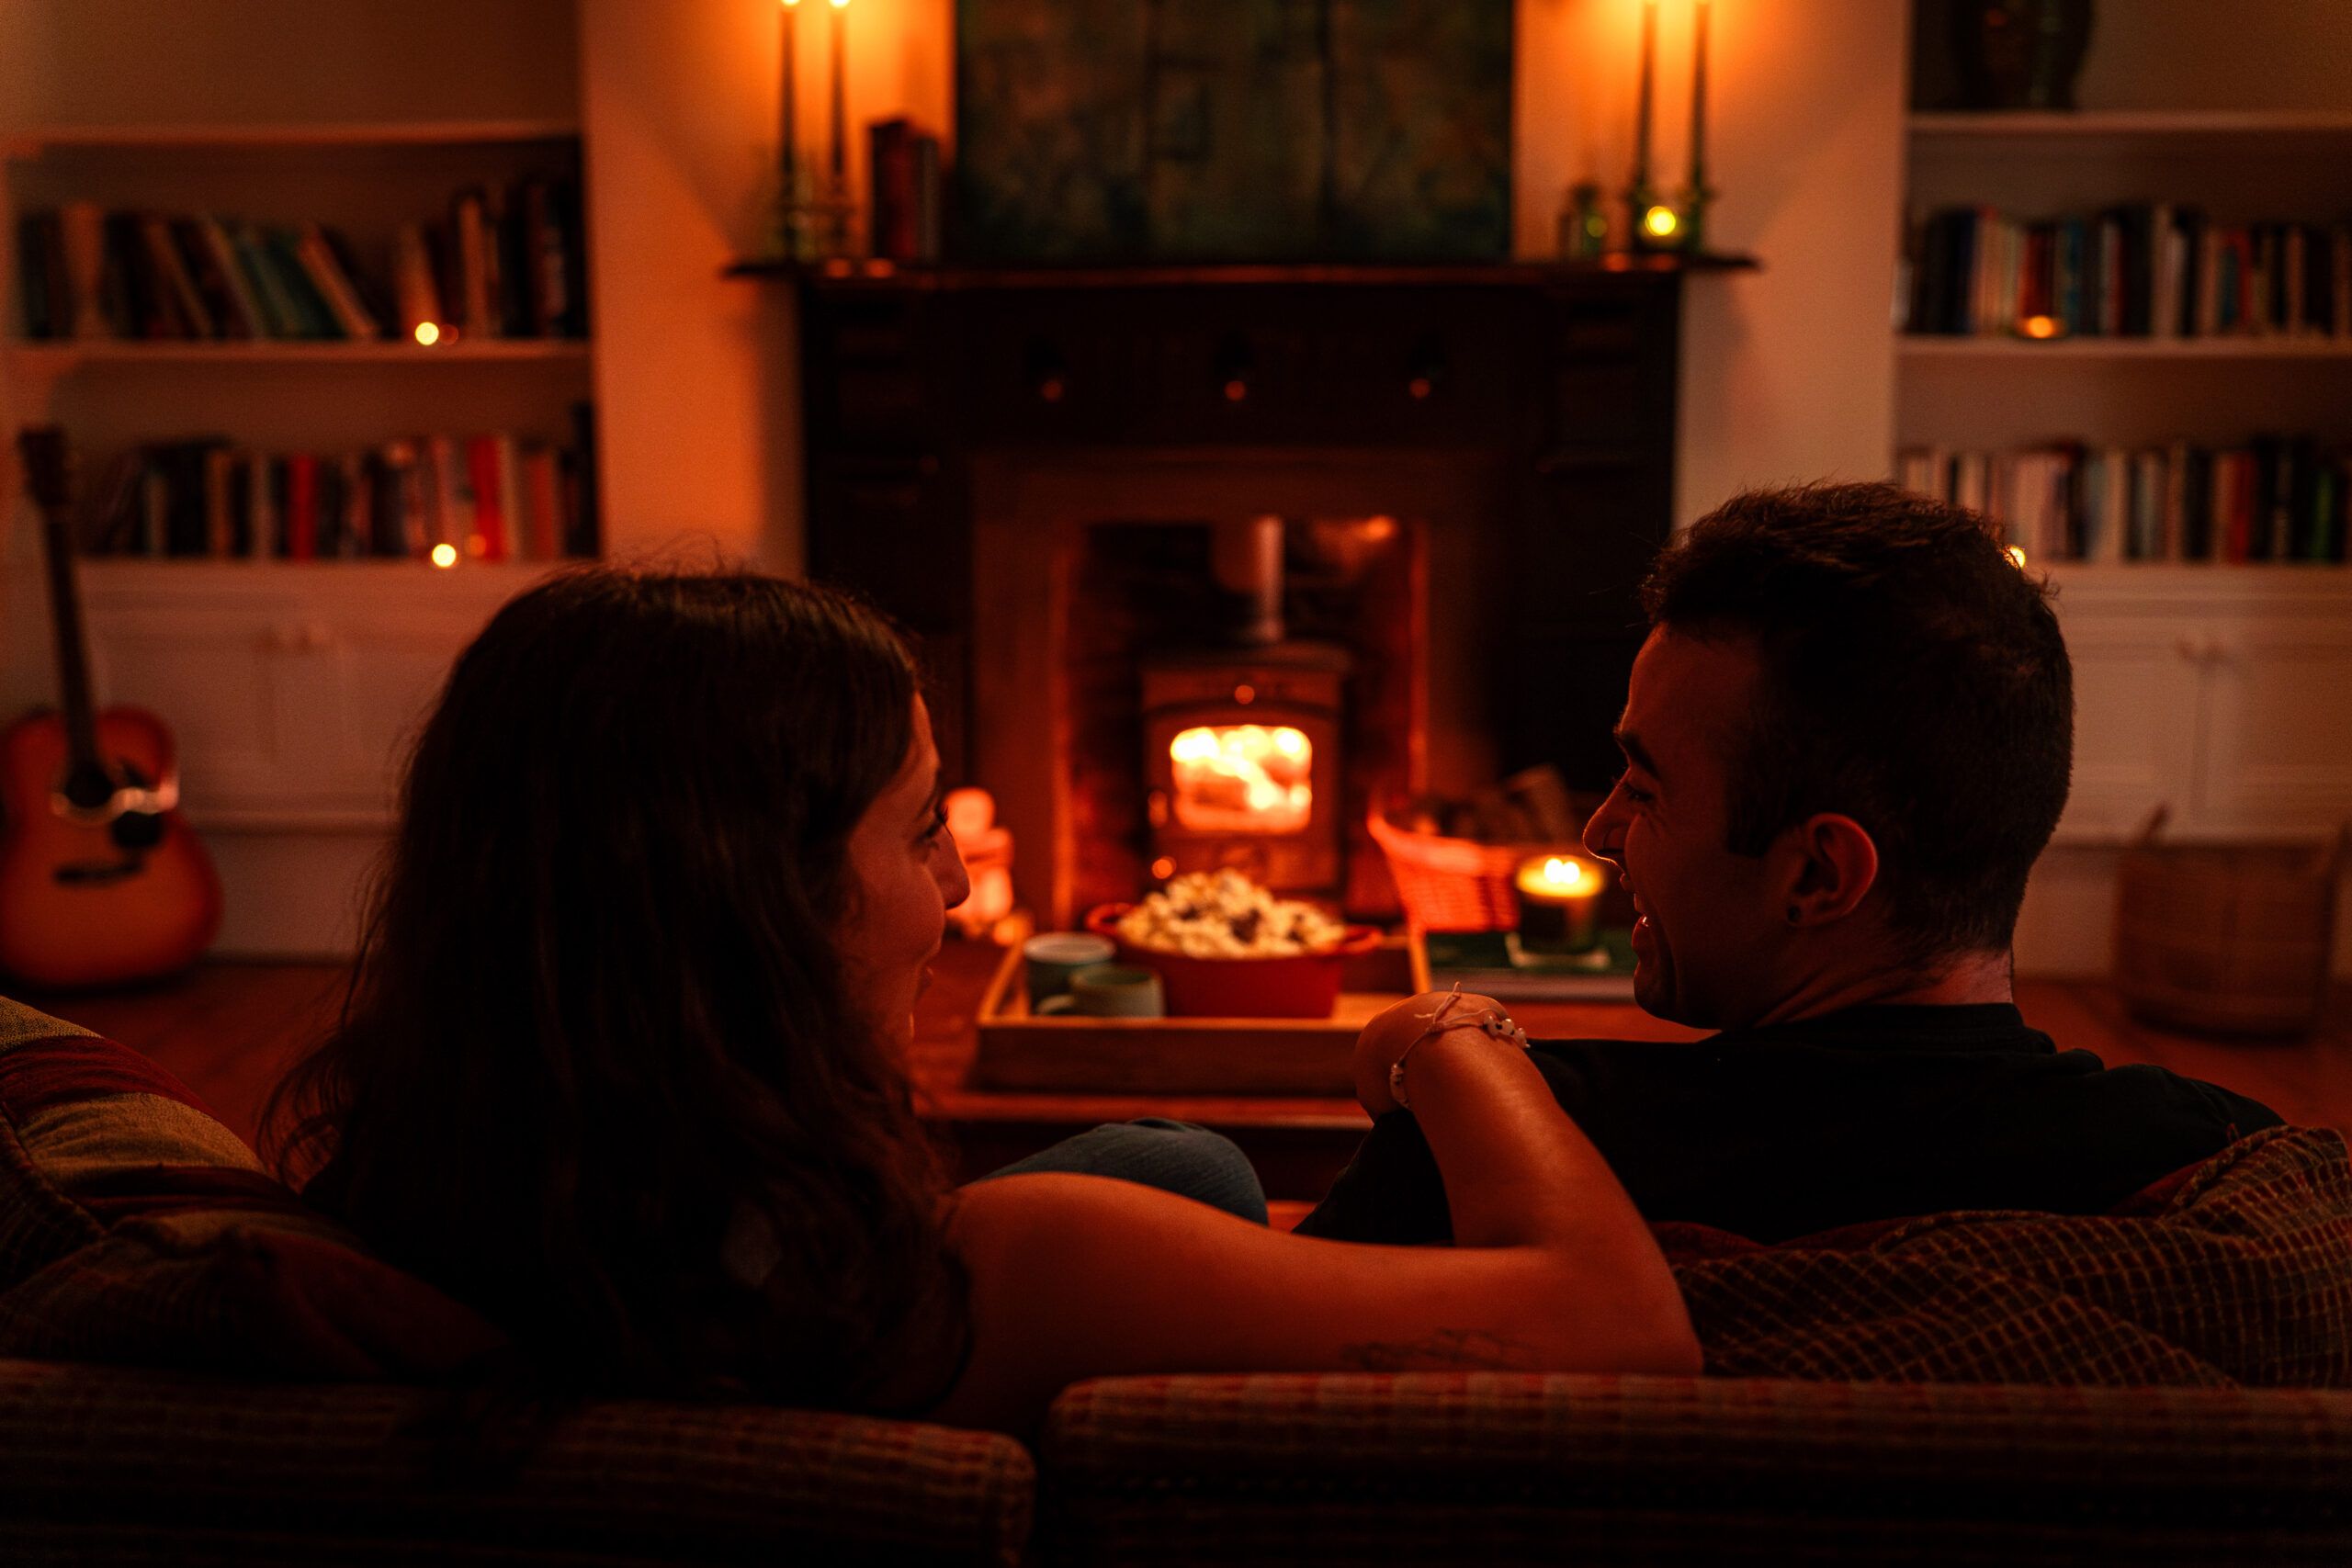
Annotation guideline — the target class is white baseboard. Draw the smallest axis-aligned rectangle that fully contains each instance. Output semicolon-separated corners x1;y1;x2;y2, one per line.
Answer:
206;830;386;959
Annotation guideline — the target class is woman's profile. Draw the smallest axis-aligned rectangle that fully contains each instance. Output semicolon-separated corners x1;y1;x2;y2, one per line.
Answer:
267;567;1696;1436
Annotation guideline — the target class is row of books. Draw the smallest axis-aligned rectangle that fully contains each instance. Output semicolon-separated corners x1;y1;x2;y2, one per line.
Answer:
866;118;944;264
1900;204;2352;339
15;176;586;344
1897;437;2348;565
80;418;600;564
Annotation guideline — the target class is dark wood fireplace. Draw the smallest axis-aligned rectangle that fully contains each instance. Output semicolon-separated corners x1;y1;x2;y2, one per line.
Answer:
775;262;1686;924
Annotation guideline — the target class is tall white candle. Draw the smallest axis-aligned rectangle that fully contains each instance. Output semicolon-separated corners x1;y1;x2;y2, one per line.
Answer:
780;0;800;187
1689;0;1710;195
828;0;850;188
1634;0;1657;188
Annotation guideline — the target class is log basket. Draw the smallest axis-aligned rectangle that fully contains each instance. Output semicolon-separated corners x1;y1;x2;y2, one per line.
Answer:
2113;806;2349;1037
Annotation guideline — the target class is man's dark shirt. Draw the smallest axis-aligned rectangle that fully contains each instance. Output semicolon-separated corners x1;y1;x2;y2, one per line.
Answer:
1295;1003;2283;1245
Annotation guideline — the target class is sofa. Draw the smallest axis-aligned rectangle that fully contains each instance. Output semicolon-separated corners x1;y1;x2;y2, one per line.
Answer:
4;995;2349;1566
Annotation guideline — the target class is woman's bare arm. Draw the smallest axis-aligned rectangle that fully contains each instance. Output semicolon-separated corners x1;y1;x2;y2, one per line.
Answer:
928;997;1697;1437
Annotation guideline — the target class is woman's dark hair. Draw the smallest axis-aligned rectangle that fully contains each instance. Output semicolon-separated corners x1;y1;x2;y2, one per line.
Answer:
264;567;961;1411
1641;482;2074;965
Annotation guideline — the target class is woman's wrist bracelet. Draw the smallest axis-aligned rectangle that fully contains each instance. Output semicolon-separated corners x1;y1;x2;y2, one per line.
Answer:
1386;985;1531;1111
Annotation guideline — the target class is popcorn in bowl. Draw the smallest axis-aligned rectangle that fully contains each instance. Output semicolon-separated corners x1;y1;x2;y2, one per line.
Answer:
1113;870;1346;959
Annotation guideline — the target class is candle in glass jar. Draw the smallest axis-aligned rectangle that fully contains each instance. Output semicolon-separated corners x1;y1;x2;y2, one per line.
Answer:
1515;852;1607;954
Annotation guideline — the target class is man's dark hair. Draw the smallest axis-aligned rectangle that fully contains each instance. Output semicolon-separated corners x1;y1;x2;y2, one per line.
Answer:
1640;481;2073;964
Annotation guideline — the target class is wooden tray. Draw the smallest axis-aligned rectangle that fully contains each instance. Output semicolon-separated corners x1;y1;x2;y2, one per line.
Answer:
971;941;1409;1097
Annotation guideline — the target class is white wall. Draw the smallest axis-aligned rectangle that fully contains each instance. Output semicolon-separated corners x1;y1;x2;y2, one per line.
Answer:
571;1;1910;568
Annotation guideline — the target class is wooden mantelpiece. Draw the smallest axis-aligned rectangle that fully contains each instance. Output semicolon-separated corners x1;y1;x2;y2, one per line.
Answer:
726;254;1756;288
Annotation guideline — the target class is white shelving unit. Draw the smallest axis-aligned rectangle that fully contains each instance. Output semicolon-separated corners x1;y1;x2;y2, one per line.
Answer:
1900;20;2352;984
0;12;595;953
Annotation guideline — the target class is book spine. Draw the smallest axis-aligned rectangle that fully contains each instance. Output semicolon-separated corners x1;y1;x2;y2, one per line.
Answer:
466;434;508;560
203;445;235;557
189;216;263;339
293;223;379;339
453;190;495;339
59;202;110;338
284;454;319;560
140;216;210;337
15;214;55;339
523;444;561;559
263;226;341;338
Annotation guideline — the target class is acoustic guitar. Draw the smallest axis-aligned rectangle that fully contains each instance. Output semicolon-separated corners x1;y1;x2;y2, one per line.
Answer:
0;427;221;988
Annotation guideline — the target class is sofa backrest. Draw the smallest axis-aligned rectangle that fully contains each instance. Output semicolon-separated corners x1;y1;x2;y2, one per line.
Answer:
0;1357;1035;1567
1042;1372;2352;1566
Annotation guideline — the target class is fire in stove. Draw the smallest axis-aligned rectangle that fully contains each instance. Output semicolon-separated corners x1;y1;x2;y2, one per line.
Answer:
1169;724;1314;834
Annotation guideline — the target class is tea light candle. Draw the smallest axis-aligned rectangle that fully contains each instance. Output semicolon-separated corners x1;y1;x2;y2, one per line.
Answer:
1515;852;1607;954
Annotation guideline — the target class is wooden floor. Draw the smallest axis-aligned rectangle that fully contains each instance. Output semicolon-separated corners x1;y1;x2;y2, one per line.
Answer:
28;942;2352;1201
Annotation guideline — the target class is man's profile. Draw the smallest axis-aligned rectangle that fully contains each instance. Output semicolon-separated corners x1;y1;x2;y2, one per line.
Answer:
1301;481;2278;1245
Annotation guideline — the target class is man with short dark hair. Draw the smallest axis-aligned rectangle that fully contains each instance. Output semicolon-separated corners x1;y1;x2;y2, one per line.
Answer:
1300;481;2279;1245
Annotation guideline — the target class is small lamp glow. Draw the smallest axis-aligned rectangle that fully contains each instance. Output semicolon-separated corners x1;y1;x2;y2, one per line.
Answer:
2007;546;2029;570
430;543;458;569
413;321;440;346
1643;204;1680;239
2022;314;2060;340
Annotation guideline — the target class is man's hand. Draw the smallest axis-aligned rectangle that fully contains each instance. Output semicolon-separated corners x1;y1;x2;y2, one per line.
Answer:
1351;989;1508;1116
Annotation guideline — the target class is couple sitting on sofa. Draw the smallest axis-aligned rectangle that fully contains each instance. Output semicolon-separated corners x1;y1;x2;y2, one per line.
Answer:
1;481;2326;1446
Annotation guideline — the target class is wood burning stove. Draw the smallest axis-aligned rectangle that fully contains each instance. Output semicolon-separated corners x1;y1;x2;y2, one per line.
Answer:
1141;641;1350;895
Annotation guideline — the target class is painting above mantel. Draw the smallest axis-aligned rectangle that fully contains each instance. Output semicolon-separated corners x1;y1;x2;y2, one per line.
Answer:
953;0;1513;264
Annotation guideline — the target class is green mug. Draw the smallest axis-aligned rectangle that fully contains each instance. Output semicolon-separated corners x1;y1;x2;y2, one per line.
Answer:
1066;963;1166;1019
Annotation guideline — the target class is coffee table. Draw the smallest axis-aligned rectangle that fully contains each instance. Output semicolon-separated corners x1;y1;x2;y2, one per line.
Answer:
912;934;1703;1201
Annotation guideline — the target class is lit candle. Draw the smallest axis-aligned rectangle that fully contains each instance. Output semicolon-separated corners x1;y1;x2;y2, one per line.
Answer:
1634;0;1657;191
779;0;800;190
1515;852;1608;955
828;0;850;190
1689;0;1709;200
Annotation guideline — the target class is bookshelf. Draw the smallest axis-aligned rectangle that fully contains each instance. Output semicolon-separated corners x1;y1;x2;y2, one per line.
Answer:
1895;12;2352;864
0;4;598;953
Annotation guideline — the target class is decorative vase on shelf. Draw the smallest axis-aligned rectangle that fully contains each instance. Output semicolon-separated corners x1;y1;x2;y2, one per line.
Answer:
1952;0;2094;112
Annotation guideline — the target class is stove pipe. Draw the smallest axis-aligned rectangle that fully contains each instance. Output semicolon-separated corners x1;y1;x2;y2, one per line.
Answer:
1208;515;1284;646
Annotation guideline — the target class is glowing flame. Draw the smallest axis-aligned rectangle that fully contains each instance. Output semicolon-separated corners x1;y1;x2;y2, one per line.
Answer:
1516;852;1607;902
430;543;458;569
1643;204;1679;239
1170;725;1313;834
413;321;441;346
2022;314;2060;339
2007;546;2029;570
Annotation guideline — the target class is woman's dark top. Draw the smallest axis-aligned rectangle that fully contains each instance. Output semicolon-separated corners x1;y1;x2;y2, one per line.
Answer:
1295;1003;2283;1246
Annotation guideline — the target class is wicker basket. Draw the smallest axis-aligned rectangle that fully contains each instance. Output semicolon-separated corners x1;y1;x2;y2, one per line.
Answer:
1366;808;1552;932
2113;813;2347;1038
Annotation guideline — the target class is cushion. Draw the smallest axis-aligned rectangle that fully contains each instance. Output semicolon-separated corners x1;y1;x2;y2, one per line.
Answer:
0;995;502;1380
1665;1124;2352;1386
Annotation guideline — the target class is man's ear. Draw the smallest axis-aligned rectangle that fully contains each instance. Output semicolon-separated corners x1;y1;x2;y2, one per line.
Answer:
1777;813;1880;927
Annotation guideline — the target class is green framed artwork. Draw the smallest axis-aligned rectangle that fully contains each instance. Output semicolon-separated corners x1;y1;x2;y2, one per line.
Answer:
955;0;1514;263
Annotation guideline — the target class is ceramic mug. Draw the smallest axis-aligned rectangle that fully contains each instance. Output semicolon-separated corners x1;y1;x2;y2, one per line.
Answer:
1023;931;1116;1010
1067;963;1166;1019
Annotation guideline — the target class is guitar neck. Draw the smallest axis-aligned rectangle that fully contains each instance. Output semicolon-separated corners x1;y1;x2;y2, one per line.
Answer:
39;512;104;774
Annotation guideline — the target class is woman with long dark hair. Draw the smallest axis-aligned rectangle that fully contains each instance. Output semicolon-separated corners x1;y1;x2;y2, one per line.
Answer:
268;568;1695;1435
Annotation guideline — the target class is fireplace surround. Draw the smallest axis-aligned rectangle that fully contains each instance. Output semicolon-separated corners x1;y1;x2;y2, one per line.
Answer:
786;263;1684;924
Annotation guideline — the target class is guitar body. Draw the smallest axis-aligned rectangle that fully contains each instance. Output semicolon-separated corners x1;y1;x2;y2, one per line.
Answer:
0;705;223;989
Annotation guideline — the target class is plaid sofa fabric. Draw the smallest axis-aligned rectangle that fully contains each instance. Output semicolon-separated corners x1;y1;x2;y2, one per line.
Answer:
1669;1125;2352;1387
1043;1373;2352;1567
0;1358;1035;1568
0;995;502;1378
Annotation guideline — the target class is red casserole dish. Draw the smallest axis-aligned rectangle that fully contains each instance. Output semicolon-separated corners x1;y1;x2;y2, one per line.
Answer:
1083;903;1384;1019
